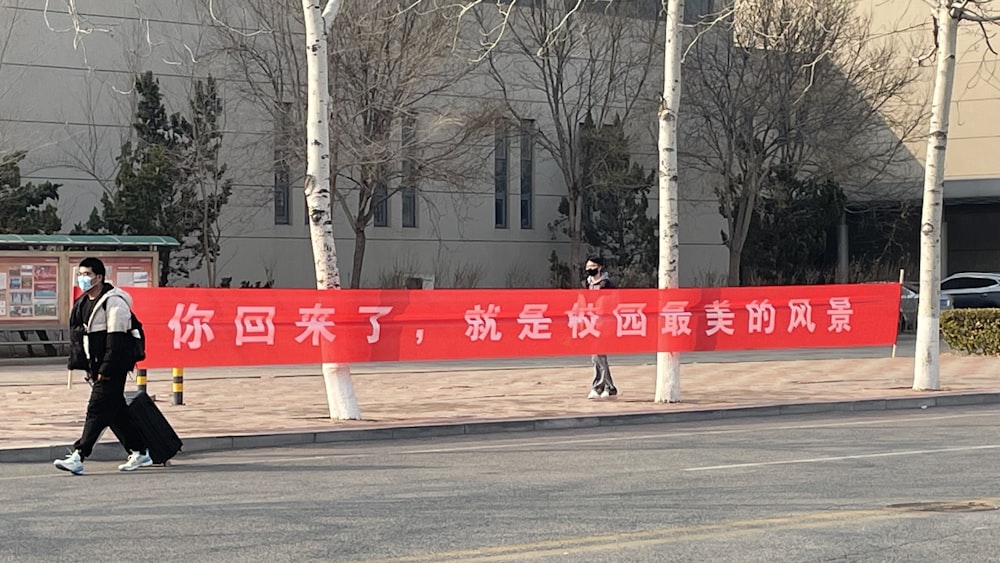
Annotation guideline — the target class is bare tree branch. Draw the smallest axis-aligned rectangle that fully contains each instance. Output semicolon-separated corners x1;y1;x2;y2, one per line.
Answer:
685;0;929;285
207;0;271;36
479;1;659;266
321;0;345;32
42;0;113;58
682;7;737;62
978;21;1000;54
205;0;494;287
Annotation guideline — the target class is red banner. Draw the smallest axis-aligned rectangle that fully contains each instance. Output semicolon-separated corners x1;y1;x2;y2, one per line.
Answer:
111;284;900;369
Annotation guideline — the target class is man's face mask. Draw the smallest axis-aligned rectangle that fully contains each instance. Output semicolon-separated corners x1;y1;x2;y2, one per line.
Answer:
77;272;96;292
586;267;599;277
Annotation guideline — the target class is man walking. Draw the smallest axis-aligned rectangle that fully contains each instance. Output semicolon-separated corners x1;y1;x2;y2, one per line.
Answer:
583;257;619;399
55;257;151;474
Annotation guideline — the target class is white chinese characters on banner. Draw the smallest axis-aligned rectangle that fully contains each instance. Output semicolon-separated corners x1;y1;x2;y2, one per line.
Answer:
159;294;858;353
517;304;552;340
614;304;647;337
164;304;393;349
746;300;776;334
566;301;601;339
168;303;216;350
235;306;276;345
660;298;849;338
660;301;693;336
705;300;735;336
827;297;853;333
465;304;503;342
787;299;816;333
358;306;393;344
295;303;337;345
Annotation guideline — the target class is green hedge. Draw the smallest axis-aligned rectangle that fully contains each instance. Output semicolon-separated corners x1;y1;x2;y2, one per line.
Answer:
940;309;1000;356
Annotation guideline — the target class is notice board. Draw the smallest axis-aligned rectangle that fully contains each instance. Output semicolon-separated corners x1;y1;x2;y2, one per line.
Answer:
0;251;158;327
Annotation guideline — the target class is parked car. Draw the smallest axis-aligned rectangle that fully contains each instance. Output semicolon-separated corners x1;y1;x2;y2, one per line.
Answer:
899;282;954;332
940;272;1000;309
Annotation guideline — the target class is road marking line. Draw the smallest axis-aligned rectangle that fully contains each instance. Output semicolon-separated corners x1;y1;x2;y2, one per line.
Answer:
377;410;1000;455
685;444;1000;471
349;509;926;563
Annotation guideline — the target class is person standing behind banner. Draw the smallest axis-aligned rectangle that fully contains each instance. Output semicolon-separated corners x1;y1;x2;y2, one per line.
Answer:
56;257;151;475
583;257;619;399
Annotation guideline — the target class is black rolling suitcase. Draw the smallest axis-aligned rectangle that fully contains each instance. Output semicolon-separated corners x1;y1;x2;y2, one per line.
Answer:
125;391;183;465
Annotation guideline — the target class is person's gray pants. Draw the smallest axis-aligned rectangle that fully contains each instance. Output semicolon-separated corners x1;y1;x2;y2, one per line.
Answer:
591;354;616;393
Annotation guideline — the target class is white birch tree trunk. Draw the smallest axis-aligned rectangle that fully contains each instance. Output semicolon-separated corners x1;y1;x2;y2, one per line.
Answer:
303;0;360;419
655;0;683;403
913;3;958;391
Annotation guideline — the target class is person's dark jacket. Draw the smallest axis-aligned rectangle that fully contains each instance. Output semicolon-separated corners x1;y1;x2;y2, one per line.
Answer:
67;283;135;377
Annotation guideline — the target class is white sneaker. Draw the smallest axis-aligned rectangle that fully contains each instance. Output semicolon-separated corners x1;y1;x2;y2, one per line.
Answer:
118;450;153;472
54;451;84;475
588;389;601;400
600;389;611;398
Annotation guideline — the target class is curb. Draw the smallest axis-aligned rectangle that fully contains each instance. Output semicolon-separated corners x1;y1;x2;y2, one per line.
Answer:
5;392;1000;463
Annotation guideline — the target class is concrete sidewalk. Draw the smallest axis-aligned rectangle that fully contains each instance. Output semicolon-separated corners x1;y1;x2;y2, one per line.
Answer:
2;351;1000;463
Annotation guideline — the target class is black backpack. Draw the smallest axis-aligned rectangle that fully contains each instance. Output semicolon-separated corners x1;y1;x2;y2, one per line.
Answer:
127;311;147;363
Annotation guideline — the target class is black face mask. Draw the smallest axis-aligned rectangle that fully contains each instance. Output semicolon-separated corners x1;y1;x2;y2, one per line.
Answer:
586;268;599;277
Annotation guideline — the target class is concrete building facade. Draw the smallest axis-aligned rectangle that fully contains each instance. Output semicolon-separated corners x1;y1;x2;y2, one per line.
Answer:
0;0;737;289
7;0;984;290
867;0;1000;275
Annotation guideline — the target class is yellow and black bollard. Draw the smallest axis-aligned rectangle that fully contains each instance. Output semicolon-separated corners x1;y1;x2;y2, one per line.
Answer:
136;368;148;394
172;367;184;405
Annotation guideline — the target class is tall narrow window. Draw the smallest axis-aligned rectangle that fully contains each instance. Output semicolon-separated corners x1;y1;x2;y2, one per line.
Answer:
495;121;509;229
274;102;292;225
401;115;418;228
373;180;389;227
519;118;534;230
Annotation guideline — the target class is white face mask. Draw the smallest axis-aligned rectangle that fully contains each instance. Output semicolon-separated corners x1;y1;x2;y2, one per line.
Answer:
77;275;94;292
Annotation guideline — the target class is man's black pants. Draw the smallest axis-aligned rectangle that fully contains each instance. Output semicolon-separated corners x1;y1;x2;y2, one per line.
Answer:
73;371;145;459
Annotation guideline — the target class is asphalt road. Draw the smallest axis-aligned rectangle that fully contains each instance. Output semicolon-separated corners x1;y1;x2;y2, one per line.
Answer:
3;404;1000;562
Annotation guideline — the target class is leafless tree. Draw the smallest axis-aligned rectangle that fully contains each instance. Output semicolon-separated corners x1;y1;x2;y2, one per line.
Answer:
683;0;927;286
45;0;656;418
656;0;684;403
478;1;661;268
914;0;1000;390
206;0;494;288
328;1;495;287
